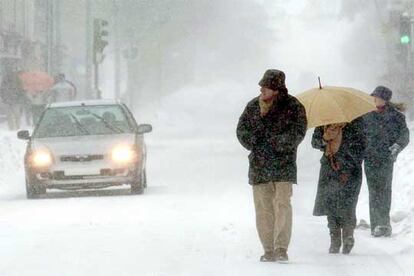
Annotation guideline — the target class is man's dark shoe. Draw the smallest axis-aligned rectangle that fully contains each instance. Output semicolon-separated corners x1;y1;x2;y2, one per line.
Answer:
329;228;341;254
274;248;289;263
342;227;355;254
260;251;275;262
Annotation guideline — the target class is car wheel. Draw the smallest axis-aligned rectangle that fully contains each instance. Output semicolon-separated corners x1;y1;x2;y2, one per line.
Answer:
25;175;46;199
131;172;144;195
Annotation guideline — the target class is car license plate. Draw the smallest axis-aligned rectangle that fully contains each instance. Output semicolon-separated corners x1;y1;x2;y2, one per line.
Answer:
64;168;101;176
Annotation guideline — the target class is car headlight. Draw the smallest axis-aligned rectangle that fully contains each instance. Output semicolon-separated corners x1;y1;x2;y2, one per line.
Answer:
31;150;53;167
111;145;138;163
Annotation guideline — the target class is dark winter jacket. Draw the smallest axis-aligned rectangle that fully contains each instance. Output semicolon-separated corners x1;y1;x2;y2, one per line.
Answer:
312;117;366;218
0;72;25;105
363;105;409;164
236;93;307;185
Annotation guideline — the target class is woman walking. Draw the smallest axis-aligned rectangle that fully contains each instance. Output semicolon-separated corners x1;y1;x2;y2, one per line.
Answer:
311;117;366;254
363;86;410;237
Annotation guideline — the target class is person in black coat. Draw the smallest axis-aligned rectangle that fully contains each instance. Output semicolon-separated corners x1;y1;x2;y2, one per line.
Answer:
312;117;366;254
363;86;410;237
237;69;307;262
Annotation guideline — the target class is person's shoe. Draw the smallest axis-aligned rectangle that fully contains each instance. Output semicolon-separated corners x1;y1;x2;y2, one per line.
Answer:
329;228;341;254
259;251;275;262
383;225;392;237
373;225;384;237
274;248;289;263
356;219;370;230
373;225;392;237
342;227;355;254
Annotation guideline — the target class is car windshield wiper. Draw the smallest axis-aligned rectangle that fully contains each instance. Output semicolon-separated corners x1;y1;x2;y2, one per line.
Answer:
90;112;124;134
69;113;90;135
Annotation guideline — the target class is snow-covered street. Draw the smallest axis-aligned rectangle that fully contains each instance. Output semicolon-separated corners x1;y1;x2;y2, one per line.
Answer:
1;0;414;275
0;122;413;275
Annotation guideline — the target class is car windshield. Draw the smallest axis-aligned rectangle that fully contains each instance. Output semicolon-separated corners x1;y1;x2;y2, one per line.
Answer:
34;105;134;138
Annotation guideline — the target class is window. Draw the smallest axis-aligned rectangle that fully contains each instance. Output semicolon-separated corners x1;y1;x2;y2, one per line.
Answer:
34;105;134;138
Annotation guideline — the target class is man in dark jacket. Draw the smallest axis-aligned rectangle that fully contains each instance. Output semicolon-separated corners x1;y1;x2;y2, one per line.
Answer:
363;86;410;237
236;69;307;262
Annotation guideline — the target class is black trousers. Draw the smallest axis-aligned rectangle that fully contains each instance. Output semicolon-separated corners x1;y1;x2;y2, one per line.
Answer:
364;160;394;232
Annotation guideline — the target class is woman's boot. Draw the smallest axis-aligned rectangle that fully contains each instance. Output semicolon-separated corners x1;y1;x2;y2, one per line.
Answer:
342;226;355;254
329;228;341;254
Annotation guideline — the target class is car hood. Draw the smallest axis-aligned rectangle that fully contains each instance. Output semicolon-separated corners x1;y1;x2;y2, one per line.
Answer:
32;134;137;155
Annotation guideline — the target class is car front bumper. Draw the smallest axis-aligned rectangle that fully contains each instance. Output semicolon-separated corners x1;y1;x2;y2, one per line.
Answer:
26;165;140;190
42;175;136;190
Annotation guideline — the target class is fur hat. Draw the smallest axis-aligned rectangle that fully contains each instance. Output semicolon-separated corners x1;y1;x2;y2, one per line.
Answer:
258;69;286;91
371;86;392;102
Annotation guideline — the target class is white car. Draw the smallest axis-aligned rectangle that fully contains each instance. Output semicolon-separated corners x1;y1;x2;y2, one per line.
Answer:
17;99;152;198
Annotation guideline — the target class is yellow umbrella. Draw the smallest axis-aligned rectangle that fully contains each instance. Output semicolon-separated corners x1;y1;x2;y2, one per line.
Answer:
296;85;376;128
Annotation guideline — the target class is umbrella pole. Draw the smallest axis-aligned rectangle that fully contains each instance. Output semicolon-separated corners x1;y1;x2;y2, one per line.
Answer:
318;76;322;89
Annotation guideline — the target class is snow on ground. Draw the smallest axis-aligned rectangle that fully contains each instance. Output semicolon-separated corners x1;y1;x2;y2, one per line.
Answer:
0;86;413;275
389;123;414;239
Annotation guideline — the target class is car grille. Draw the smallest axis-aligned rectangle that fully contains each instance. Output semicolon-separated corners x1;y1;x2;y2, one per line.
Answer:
60;154;104;162
53;172;101;180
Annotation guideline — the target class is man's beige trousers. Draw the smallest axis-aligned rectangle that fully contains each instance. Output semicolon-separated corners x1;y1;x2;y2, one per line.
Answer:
253;182;293;252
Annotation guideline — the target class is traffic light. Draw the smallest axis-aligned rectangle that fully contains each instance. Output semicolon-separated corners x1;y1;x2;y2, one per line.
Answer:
399;14;411;45
93;18;109;63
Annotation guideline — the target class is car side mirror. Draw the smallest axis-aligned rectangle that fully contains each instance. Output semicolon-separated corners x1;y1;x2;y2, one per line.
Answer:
137;124;152;134
17;130;31;140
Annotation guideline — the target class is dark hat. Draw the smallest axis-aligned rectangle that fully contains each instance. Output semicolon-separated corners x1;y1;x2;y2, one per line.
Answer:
371;86;392;102
258;69;286;91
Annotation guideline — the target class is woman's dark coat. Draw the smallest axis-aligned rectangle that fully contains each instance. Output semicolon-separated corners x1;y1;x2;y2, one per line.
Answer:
311;117;366;219
363;105;409;230
236;93;307;185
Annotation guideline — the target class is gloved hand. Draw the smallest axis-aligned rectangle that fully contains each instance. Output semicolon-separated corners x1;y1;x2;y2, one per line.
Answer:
389;143;402;162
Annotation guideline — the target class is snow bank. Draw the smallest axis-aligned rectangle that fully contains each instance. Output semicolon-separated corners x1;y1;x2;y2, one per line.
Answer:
0;128;27;198
390;123;414;239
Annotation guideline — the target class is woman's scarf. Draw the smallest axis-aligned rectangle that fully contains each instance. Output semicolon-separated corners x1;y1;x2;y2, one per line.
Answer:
323;123;347;171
